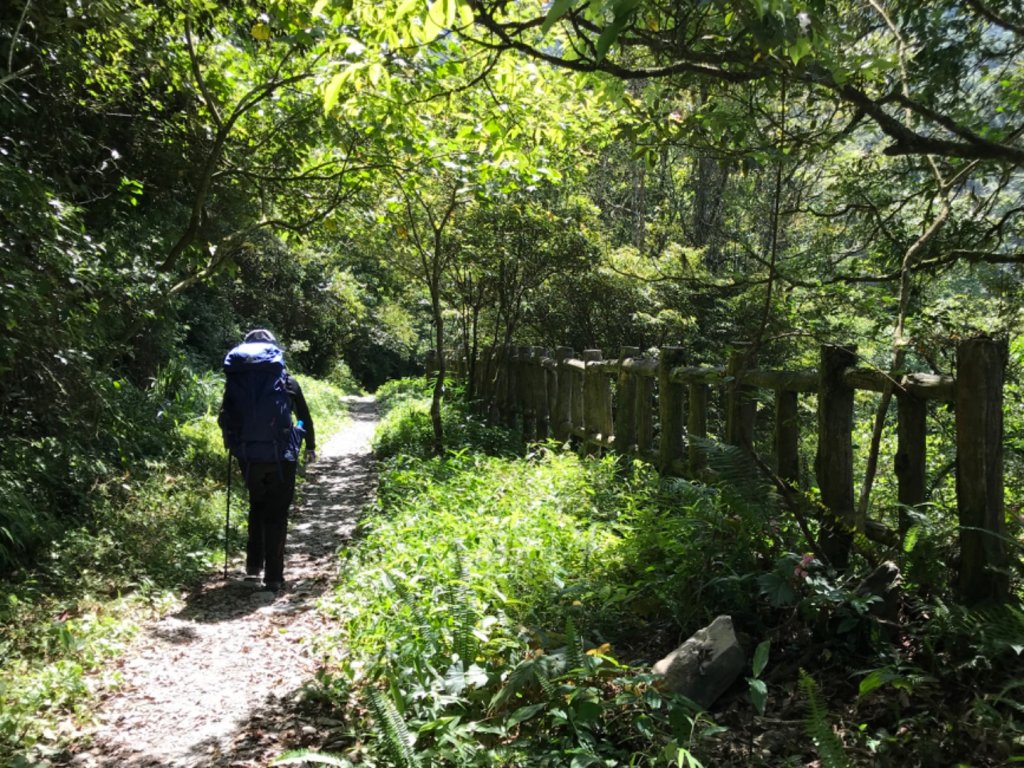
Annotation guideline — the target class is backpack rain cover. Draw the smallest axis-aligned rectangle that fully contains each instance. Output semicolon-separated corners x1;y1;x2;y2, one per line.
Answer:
222;341;303;463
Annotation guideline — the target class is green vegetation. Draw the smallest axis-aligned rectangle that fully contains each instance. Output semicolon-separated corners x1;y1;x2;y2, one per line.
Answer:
307;384;1024;766
2;0;1023;764
317;392;728;766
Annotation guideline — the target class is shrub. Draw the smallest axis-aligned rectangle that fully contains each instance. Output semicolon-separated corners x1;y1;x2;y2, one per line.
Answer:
371;379;524;460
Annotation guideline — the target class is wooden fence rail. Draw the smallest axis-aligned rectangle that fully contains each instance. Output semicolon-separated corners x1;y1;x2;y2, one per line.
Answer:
430;338;1010;604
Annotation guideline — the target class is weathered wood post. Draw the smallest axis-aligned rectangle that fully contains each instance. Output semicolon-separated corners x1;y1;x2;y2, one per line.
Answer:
637;359;655;459
614;347;640;455
475;345;493;403
775;390;800;483
659;347;687;474
515;345;532;432
531;347;550;439
894;392;926;539
553;347;575;443
545;352;558;436
570;355;586;446
520;347;538;441
499;346;516;428
817;344;858;568
725;345;756;451
582;349;610;454
955;337;1009;604
486;346;504;424
688;378;709;474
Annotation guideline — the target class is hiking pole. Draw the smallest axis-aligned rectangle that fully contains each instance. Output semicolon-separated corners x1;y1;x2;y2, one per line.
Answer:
224;451;232;580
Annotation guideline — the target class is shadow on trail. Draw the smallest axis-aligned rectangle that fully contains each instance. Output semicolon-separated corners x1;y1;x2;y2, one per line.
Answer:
172;397;377;625
54;397;377;768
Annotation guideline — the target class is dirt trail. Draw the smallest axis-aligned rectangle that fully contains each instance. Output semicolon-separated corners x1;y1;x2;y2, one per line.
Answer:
61;396;377;768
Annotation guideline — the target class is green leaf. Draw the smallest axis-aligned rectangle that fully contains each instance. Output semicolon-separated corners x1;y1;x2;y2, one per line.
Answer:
573;698;603;724
594;0;640;61
858;667;901;697
752;639;770;678
748;677;768;715
507;703;546;726
541;0;579;35
311;0;330;15
368;62;384;87
757;571;797;606
324;70;349;113
424;0;447;40
788;36;812;65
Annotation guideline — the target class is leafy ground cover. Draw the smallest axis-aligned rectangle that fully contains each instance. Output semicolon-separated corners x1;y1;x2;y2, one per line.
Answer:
303;381;1024;768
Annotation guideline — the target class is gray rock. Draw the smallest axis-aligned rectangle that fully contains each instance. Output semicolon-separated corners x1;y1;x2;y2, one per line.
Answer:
652;615;745;709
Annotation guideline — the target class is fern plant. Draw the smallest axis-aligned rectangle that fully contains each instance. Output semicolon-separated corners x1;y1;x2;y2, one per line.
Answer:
368;686;419;768
446;546;478;666
799;670;851;768
563;614;587;676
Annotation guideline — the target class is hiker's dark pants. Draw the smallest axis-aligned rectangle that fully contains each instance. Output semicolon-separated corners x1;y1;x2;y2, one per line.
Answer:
241;461;297;584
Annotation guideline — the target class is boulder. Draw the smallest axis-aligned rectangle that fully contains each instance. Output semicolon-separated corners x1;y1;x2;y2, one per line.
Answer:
652;615;745;709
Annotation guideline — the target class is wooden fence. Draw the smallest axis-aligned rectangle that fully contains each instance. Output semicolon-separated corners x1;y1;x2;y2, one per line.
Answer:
428;338;1011;604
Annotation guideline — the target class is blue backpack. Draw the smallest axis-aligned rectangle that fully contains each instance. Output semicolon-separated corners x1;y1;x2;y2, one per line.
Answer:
222;341;304;463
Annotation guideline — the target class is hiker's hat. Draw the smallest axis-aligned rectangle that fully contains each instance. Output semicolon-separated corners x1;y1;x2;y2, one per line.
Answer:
244;328;277;344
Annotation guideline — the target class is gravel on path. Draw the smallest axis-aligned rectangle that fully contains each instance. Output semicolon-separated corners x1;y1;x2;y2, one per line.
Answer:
59;396;377;768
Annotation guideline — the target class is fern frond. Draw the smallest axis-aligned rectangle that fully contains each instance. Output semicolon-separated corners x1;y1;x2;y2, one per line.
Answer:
563;614;586;675
953;603;1024;657
391;575;439;649
368;686;418;768
489;653;561;711
691;436;780;516
799;670;850;768
447;548;478;664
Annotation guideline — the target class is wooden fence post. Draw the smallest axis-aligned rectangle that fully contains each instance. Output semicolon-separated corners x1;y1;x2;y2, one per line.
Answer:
956;337;1009;604
615;347;640;454
659;347;686;473
582;349;609;454
553;347;575;443
519;347;537;441
515;345;532;432
688;381;709;474
817;344;858;568
499;346;516;428
475;345;492;403
775;390;800;483
725;345;756;451
895;393;926;539
570;354;586;445
531;347;550;439
545;352;558;436
637;358;655;459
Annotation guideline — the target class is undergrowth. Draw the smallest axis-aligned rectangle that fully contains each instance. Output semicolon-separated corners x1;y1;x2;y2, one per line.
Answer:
311;386;784;766
306;380;1024;768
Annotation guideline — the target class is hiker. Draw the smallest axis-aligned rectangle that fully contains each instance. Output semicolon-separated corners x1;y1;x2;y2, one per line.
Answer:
218;329;316;592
